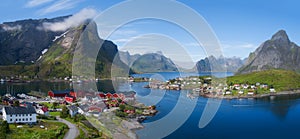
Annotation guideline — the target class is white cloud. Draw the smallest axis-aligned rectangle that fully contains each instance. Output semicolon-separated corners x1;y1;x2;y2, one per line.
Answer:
2;25;22;31
25;0;54;8
39;0;83;15
40;8;97;32
240;43;256;48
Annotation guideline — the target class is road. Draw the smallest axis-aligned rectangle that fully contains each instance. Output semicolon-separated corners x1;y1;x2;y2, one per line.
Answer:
56;116;79;139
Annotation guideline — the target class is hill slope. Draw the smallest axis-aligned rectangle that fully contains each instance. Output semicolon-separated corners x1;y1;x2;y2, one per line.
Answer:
227;69;300;91
0;16;68;65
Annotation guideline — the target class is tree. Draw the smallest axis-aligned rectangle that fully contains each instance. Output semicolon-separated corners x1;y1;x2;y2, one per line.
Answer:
0;121;9;139
119;104;125;111
52;102;59;109
117;98;122;103
60;105;69;118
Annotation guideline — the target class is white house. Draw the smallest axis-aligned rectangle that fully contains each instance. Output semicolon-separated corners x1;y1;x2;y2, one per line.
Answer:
67;105;78;117
2;106;37;124
238;90;244;94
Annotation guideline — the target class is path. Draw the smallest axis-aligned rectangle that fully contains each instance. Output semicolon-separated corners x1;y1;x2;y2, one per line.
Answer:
56;116;79;139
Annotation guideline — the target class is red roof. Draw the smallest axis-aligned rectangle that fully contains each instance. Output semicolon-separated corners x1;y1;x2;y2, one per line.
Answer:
113;93;119;98
41;107;49;112
99;93;105;98
89;106;102;112
106;93;112;98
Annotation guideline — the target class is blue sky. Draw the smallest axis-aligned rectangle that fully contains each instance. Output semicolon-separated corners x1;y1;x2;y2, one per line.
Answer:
0;0;299;62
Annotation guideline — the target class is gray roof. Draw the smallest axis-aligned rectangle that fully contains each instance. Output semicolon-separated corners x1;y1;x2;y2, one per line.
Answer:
4;106;36;115
78;104;89;112
67;105;78;112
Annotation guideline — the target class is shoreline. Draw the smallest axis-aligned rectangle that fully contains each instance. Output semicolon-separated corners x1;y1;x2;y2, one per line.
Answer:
200;89;300;99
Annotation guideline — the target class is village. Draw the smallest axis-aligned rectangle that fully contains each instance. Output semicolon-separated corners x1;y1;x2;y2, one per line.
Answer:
0;89;158;139
145;76;277;99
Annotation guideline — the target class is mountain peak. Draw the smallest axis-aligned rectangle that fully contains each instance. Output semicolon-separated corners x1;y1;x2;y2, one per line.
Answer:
238;29;300;74
271;30;290;43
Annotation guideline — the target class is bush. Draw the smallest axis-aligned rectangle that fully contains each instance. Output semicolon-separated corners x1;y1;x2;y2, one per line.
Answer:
37;115;56;120
119;104;125;111
60;105;69;118
115;110;127;117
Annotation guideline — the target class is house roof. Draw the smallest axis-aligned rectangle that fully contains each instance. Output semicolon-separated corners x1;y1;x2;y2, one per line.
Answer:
41;107;49;112
67;105;78;112
50;90;70;94
65;94;76;98
4;106;36;115
78;104;89;112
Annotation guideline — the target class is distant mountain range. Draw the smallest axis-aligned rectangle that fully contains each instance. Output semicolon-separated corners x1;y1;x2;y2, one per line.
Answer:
238;30;300;74
194;56;244;72
119;51;244;73
118;51;178;73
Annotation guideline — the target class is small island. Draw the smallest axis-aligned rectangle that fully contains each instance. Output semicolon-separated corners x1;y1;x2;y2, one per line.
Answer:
145;69;300;99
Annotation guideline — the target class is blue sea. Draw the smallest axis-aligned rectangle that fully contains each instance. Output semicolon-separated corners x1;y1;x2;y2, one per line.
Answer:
130;72;300;139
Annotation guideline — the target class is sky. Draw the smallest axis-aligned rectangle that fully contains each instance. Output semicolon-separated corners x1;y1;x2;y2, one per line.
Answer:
0;0;300;64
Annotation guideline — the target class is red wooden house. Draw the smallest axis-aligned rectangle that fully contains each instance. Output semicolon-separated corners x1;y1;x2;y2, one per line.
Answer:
65;94;76;103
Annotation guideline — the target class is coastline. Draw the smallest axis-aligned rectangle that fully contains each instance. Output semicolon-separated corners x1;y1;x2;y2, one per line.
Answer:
200;89;300;99
96;100;156;139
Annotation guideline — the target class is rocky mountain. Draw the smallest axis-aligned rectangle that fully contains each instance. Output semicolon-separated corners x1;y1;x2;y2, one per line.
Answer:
0;16;69;65
0;16;130;79
195;56;244;72
238;30;300;74
118;51;141;66
123;52;178;73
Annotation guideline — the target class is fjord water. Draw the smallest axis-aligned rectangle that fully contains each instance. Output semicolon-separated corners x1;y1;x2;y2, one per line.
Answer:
1;72;300;139
131;72;300;139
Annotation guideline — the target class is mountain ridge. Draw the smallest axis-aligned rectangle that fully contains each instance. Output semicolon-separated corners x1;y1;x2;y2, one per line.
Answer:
0;16;131;79
238;30;300;74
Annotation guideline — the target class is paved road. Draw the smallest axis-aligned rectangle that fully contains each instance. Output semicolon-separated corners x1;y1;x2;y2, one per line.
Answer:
56;116;79;139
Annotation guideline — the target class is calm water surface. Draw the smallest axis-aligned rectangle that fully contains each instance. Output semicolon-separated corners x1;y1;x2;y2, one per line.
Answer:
1;72;300;139
132;72;300;139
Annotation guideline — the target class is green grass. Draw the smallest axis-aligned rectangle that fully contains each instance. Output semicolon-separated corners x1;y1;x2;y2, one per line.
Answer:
7;121;67;139
227;69;300;91
50;111;61;117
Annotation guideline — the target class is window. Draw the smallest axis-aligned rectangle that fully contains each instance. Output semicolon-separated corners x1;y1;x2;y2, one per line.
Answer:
30;118;32;121
16;114;17;117
26;118;28;121
19;119;21;121
16;119;18;121
29;114;32;116
10;119;12;121
23;118;24;121
10;115;12;117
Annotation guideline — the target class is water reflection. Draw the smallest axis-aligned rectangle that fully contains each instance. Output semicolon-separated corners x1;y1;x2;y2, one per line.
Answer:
0;80;123;95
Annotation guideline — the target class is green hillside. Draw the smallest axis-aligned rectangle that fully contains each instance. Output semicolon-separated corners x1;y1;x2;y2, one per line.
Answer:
227;69;300;91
